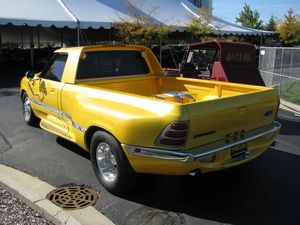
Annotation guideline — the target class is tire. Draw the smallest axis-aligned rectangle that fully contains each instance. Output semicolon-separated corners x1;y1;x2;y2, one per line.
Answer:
22;92;40;126
90;131;137;195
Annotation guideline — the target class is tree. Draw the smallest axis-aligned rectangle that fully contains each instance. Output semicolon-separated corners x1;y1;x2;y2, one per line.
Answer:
235;3;264;29
277;9;300;46
186;8;214;41
114;0;171;45
264;15;276;31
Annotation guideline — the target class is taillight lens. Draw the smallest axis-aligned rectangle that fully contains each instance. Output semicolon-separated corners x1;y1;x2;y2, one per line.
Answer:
171;123;188;130
155;121;189;148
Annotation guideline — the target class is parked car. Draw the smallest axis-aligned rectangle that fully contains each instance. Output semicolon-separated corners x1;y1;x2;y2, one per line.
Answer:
164;41;265;86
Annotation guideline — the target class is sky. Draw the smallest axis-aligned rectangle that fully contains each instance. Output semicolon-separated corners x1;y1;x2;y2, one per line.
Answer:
213;0;300;24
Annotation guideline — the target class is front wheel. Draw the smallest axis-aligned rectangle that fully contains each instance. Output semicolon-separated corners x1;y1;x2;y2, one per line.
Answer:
22;92;40;126
90;131;137;195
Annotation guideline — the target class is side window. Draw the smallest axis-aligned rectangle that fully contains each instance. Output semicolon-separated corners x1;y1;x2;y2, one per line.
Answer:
41;54;68;82
188;48;219;68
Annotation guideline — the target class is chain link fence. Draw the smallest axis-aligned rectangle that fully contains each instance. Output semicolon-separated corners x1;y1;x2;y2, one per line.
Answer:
259;47;300;105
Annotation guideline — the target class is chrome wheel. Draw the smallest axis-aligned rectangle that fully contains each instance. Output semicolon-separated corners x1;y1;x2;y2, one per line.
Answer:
91;131;137;194
96;142;118;182
23;96;31;122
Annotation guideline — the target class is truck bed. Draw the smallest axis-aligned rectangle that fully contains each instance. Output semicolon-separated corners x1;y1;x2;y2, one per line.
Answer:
78;76;263;103
78;75;278;149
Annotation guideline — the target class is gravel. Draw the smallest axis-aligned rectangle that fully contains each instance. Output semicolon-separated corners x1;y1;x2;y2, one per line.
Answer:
0;187;53;225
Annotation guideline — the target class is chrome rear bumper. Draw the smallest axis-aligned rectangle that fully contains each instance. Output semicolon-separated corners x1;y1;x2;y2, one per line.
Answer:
124;121;281;163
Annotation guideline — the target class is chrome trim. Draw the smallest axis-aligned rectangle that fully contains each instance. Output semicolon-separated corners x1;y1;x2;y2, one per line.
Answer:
125;145;192;162
31;99;62;116
124;121;281;162
72;121;86;133
30;98;86;132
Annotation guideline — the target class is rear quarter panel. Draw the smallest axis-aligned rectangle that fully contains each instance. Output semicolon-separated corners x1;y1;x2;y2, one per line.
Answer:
60;84;190;150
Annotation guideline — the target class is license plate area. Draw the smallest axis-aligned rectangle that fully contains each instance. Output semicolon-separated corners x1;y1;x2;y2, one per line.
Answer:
231;143;248;158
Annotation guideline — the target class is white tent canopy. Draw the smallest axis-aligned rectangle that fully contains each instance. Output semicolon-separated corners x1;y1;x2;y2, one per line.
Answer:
178;0;272;35
62;0;192;29
0;0;271;35
63;0;128;29
63;0;273;35
0;0;78;28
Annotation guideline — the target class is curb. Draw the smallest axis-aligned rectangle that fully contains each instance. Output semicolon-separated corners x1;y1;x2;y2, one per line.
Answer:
0;164;114;225
280;99;300;114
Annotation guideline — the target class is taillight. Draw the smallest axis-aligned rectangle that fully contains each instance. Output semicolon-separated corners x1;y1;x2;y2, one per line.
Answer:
155;121;189;148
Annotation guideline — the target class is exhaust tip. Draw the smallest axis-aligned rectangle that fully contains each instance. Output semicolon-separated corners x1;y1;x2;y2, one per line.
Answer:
188;169;201;176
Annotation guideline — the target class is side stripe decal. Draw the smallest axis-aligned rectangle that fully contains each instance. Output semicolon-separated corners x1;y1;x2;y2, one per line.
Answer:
30;98;86;133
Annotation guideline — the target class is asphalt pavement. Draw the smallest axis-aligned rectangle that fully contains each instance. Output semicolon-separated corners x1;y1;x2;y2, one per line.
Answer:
0;87;300;225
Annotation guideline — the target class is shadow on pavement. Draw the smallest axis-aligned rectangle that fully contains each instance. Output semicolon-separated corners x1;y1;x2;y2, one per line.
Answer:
54;135;300;224
56;137;90;160
121;149;300;225
277;117;300;136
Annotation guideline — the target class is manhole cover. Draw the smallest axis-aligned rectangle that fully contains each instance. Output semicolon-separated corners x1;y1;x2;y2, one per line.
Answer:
46;185;99;210
126;207;185;225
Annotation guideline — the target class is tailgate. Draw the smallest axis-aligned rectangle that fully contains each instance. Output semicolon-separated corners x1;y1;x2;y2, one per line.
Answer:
185;88;278;149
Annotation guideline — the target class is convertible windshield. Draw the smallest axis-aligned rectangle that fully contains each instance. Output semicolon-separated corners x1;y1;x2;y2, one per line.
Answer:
76;50;149;79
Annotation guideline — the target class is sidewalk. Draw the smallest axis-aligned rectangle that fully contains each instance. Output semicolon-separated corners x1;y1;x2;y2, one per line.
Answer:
0;163;114;225
280;99;300;114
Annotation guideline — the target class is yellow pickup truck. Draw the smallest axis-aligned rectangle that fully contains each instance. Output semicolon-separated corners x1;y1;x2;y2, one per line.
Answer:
20;45;280;194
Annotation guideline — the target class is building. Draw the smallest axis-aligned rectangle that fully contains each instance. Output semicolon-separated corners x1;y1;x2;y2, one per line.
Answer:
188;0;212;12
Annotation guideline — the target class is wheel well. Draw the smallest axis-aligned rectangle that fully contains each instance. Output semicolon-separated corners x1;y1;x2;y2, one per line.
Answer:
85;126;118;151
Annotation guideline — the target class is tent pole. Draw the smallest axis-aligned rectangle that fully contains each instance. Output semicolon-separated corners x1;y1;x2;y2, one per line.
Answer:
159;39;162;65
77;27;80;46
21;26;24;49
58;0;79;46
0;27;2;62
30;28;34;68
37;26;40;49
109;29;111;42
61;29;64;48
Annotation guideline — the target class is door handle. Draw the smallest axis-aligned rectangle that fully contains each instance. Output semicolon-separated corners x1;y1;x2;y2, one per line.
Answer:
50;88;56;94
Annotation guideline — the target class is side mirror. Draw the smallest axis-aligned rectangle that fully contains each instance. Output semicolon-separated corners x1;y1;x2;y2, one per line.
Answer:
25;70;35;79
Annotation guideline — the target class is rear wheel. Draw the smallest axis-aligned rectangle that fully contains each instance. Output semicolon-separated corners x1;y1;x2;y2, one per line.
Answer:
22;92;40;126
90;131;137;195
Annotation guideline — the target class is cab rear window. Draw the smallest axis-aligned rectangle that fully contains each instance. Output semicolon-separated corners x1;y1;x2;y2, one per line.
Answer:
76;50;149;79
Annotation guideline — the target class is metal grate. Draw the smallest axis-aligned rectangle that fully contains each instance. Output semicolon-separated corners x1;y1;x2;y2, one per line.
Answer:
46;185;99;210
